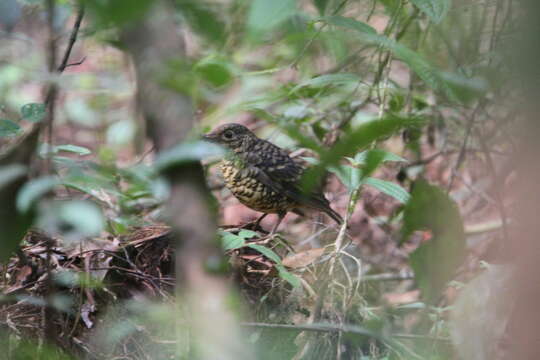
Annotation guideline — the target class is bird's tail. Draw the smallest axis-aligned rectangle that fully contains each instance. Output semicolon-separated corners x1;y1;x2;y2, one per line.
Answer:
323;206;343;225
304;194;343;225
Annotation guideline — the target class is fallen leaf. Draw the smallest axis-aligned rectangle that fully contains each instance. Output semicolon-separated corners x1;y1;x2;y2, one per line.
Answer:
383;290;420;305
282;248;325;268
15;265;33;284
81;302;96;329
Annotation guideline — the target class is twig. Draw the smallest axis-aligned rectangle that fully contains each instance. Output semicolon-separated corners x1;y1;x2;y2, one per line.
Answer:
88;267;175;286
360;272;414;282
290;25;325;69
476;129;510;243
64;56;86;68
464;220;503;235
57;6;85;73
447;102;483;191
334;6;420;132
405;151;444;167
404;148;510;169
320;46;370;75
39;3;86;346
43;0;57;345
290;0;350;69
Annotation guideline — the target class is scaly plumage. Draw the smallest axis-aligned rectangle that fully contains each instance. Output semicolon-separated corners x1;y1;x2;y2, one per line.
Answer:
203;123;342;234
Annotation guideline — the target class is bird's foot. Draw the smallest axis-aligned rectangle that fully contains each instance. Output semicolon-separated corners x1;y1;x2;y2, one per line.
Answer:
240;221;268;234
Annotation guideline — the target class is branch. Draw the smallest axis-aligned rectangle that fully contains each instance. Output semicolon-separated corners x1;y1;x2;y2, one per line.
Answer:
240;322;451;342
360;272;414;282
447;102;484;191
464;220;503;235
44;6;85;106
43;0;57;345
119;3;249;359
57;6;85;73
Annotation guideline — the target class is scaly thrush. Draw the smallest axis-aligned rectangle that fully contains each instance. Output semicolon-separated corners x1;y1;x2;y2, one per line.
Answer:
203;123;342;234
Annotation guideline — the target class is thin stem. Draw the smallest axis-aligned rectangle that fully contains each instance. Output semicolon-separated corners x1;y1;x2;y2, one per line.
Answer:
57;6;85;73
476;129;510;243
240;322;451;342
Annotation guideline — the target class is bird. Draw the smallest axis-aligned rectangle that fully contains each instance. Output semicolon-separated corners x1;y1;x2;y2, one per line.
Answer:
203;123;343;235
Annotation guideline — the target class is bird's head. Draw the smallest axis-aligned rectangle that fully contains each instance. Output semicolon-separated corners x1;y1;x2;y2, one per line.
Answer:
202;123;256;152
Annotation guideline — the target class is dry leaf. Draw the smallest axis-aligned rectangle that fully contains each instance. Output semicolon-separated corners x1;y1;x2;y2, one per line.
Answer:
282;248;325;269
383;290;420;305
81;302;96;329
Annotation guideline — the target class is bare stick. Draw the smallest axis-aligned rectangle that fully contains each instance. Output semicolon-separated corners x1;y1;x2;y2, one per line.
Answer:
42;0;57;346
41;2;86;346
240;322;451;342
57;7;85;73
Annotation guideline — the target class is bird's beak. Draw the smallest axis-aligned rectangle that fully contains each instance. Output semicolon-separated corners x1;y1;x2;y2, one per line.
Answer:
202;132;217;142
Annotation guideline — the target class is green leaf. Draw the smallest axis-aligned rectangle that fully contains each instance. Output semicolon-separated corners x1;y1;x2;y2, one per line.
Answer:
438;71;488;103
62;175;117;200
107;120;136;145
276;264;301;288
219;229;259;251
283;104;311;120
366;34;442;92
267;118;323;153
0;119;21;137
362;149;388;178
313;0;329;15
176;0;226;45
195;56;234;88
359;33;481;102
54;144;92;156
83;0;153;25
410;0;451;23
248;242;301;288
56;200;105;237
0;164;27;189
402;180;465;302
303;114;423;190
364;177;410;203
247;243;282;264
328;165;361;192
353;149;407;165
219;231;245;251
37;200;105;241
247;0;297;34
20;103;46;123
237;229;259;239
155;141;224;171
0;165;30;259
16;176;61;213
290;73;361;93
322;15;377;34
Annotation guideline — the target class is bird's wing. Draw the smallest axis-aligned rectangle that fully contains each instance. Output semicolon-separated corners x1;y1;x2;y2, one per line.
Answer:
239;139;304;197
241;140;322;203
243;140;343;223
249;140;303;181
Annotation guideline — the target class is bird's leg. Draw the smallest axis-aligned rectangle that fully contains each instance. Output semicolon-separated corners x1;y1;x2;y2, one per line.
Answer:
252;212;286;244
269;211;287;236
241;213;268;232
254;213;268;228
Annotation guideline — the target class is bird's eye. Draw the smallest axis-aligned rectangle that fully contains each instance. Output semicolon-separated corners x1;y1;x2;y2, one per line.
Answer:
223;130;234;140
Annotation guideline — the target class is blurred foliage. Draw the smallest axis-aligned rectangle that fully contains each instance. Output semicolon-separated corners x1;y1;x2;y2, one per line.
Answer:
403;180;465;302
0;0;515;358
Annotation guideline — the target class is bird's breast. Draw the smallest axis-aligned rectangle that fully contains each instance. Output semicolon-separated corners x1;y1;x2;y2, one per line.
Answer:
219;160;294;213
